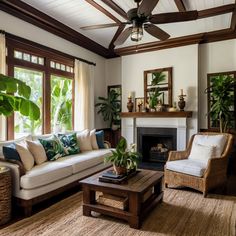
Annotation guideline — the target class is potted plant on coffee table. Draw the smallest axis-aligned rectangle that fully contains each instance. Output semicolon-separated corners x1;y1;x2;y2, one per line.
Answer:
104;137;141;175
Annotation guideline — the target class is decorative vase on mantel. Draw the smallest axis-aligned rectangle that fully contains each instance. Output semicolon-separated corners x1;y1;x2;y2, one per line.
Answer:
178;94;186;111
127;96;134;112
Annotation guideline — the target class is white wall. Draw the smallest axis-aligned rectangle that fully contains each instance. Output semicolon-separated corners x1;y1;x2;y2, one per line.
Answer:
0;10;107;129
198;39;236;129
121;45;199;143
105;57;121;86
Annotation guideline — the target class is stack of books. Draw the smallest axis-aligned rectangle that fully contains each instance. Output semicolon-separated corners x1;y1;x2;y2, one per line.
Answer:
98;169;137;184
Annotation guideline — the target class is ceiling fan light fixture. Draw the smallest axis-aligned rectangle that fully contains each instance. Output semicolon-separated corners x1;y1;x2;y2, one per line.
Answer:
131;25;143;42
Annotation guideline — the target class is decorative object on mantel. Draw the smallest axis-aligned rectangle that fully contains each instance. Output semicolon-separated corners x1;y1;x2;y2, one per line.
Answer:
135;97;144;112
178;89;186;111
127;95;134;112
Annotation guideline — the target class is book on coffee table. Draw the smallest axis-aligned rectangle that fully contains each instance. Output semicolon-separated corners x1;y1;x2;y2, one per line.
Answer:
99;169;138;184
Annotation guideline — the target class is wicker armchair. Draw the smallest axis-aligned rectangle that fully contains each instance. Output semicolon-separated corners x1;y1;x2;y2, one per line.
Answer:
164;132;234;197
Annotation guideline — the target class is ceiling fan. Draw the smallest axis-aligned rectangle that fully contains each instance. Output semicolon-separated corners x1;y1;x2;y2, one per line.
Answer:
81;0;198;46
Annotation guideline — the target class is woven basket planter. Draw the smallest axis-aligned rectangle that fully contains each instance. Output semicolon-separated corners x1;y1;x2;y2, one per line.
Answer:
0;167;11;225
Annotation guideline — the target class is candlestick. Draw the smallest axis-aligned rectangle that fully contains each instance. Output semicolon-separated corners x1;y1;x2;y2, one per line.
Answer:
180;89;183;96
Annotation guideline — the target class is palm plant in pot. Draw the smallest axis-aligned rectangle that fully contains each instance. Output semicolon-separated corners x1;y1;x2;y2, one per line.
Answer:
205;74;235;133
104;137;141;175
95;89;121;130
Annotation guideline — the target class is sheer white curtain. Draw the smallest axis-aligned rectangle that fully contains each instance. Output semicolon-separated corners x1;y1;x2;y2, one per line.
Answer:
74;59;95;131
0;33;6;141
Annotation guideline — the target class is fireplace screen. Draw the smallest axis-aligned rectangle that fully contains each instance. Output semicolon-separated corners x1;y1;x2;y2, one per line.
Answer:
137;127;177;170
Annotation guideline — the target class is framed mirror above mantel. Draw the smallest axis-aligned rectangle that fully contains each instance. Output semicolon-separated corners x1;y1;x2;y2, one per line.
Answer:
144;67;173;108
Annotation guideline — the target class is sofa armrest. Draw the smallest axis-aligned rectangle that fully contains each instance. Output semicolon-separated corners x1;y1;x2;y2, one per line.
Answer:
167;150;188;161
0;160;22;196
104;141;111;149
0;159;25;176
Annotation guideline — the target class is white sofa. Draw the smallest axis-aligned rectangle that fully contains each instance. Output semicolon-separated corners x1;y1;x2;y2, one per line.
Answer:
0;133;112;216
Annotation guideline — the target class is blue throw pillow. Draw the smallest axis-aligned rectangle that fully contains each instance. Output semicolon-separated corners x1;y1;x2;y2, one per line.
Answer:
3;144;21;161
95;130;105;149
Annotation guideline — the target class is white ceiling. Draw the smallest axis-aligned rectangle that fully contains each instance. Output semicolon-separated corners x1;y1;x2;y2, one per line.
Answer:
21;0;235;49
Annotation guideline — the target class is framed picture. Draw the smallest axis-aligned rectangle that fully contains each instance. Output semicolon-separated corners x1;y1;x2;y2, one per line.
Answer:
144;67;172;107
135;97;144;112
108;85;121;101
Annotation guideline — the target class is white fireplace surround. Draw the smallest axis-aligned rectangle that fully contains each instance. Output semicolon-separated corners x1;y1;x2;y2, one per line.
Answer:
122;117;189;151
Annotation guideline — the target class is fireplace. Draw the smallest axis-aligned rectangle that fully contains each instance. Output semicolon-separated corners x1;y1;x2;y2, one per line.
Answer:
137;127;177;170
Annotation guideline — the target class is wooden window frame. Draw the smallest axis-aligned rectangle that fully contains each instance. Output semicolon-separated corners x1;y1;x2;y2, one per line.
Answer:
207;71;236;132
6;37;75;139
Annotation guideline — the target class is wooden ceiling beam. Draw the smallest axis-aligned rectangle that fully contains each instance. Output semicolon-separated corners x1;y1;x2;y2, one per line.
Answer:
198;4;235;19
101;0;128;20
230;1;236;30
0;0;114;58
174;0;186;12
84;0;121;24
114;29;236;56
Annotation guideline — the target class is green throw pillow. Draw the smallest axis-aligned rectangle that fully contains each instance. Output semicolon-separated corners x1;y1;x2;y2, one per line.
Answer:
39;135;66;161
57;133;80;155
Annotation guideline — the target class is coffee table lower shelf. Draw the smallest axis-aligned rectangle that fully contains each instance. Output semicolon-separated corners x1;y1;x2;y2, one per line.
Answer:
83;191;163;229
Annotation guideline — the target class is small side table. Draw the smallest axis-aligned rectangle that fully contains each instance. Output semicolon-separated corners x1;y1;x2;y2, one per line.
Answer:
0;166;11;225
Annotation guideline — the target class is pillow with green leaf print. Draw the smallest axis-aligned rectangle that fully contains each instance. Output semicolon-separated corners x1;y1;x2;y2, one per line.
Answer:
57;133;80;155
39;135;66;161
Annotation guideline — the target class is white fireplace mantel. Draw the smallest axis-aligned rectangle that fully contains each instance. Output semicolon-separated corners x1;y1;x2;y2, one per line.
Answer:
121;113;192;150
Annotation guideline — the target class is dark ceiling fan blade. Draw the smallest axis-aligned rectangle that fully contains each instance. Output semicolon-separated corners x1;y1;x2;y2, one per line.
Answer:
114;27;133;46
80;23;119;30
144;24;170;41
138;0;160;17
149;11;198;24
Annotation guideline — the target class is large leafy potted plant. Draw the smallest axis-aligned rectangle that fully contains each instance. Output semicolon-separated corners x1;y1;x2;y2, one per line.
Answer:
95;89;121;129
0;73;40;120
148;72;166;110
205;74;235;133
104;137;141;175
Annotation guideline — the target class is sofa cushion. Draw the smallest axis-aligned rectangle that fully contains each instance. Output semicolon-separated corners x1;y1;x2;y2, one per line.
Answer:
56;149;112;174
193;134;227;157
20;162;73;189
16;142;35;171
95;130;105;149
57;133;80;155
39;135;66;161
76;129;93;151
26;140;47;165
3;144;21;161
0;135;32;159
188;143;216;165
90;129;99;150
166;159;207;177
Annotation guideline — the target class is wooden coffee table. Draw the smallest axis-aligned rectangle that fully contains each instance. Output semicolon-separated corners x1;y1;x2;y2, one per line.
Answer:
80;169;164;229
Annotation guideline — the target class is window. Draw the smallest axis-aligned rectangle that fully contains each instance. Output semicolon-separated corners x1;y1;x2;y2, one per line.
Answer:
207;71;236;131
6;36;74;139
14;67;43;138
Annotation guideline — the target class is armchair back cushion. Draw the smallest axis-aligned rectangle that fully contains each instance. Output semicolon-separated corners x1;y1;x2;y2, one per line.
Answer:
188;143;216;165
192;134;227;157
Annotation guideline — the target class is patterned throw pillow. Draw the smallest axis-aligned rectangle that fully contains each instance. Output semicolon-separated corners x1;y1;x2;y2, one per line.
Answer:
57;133;80;155
39;135;65;161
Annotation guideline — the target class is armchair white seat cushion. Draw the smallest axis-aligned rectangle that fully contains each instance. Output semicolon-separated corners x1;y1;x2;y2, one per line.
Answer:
166;159;207;177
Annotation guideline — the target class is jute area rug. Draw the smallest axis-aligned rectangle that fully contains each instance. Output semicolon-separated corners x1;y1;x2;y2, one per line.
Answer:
1;189;235;236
